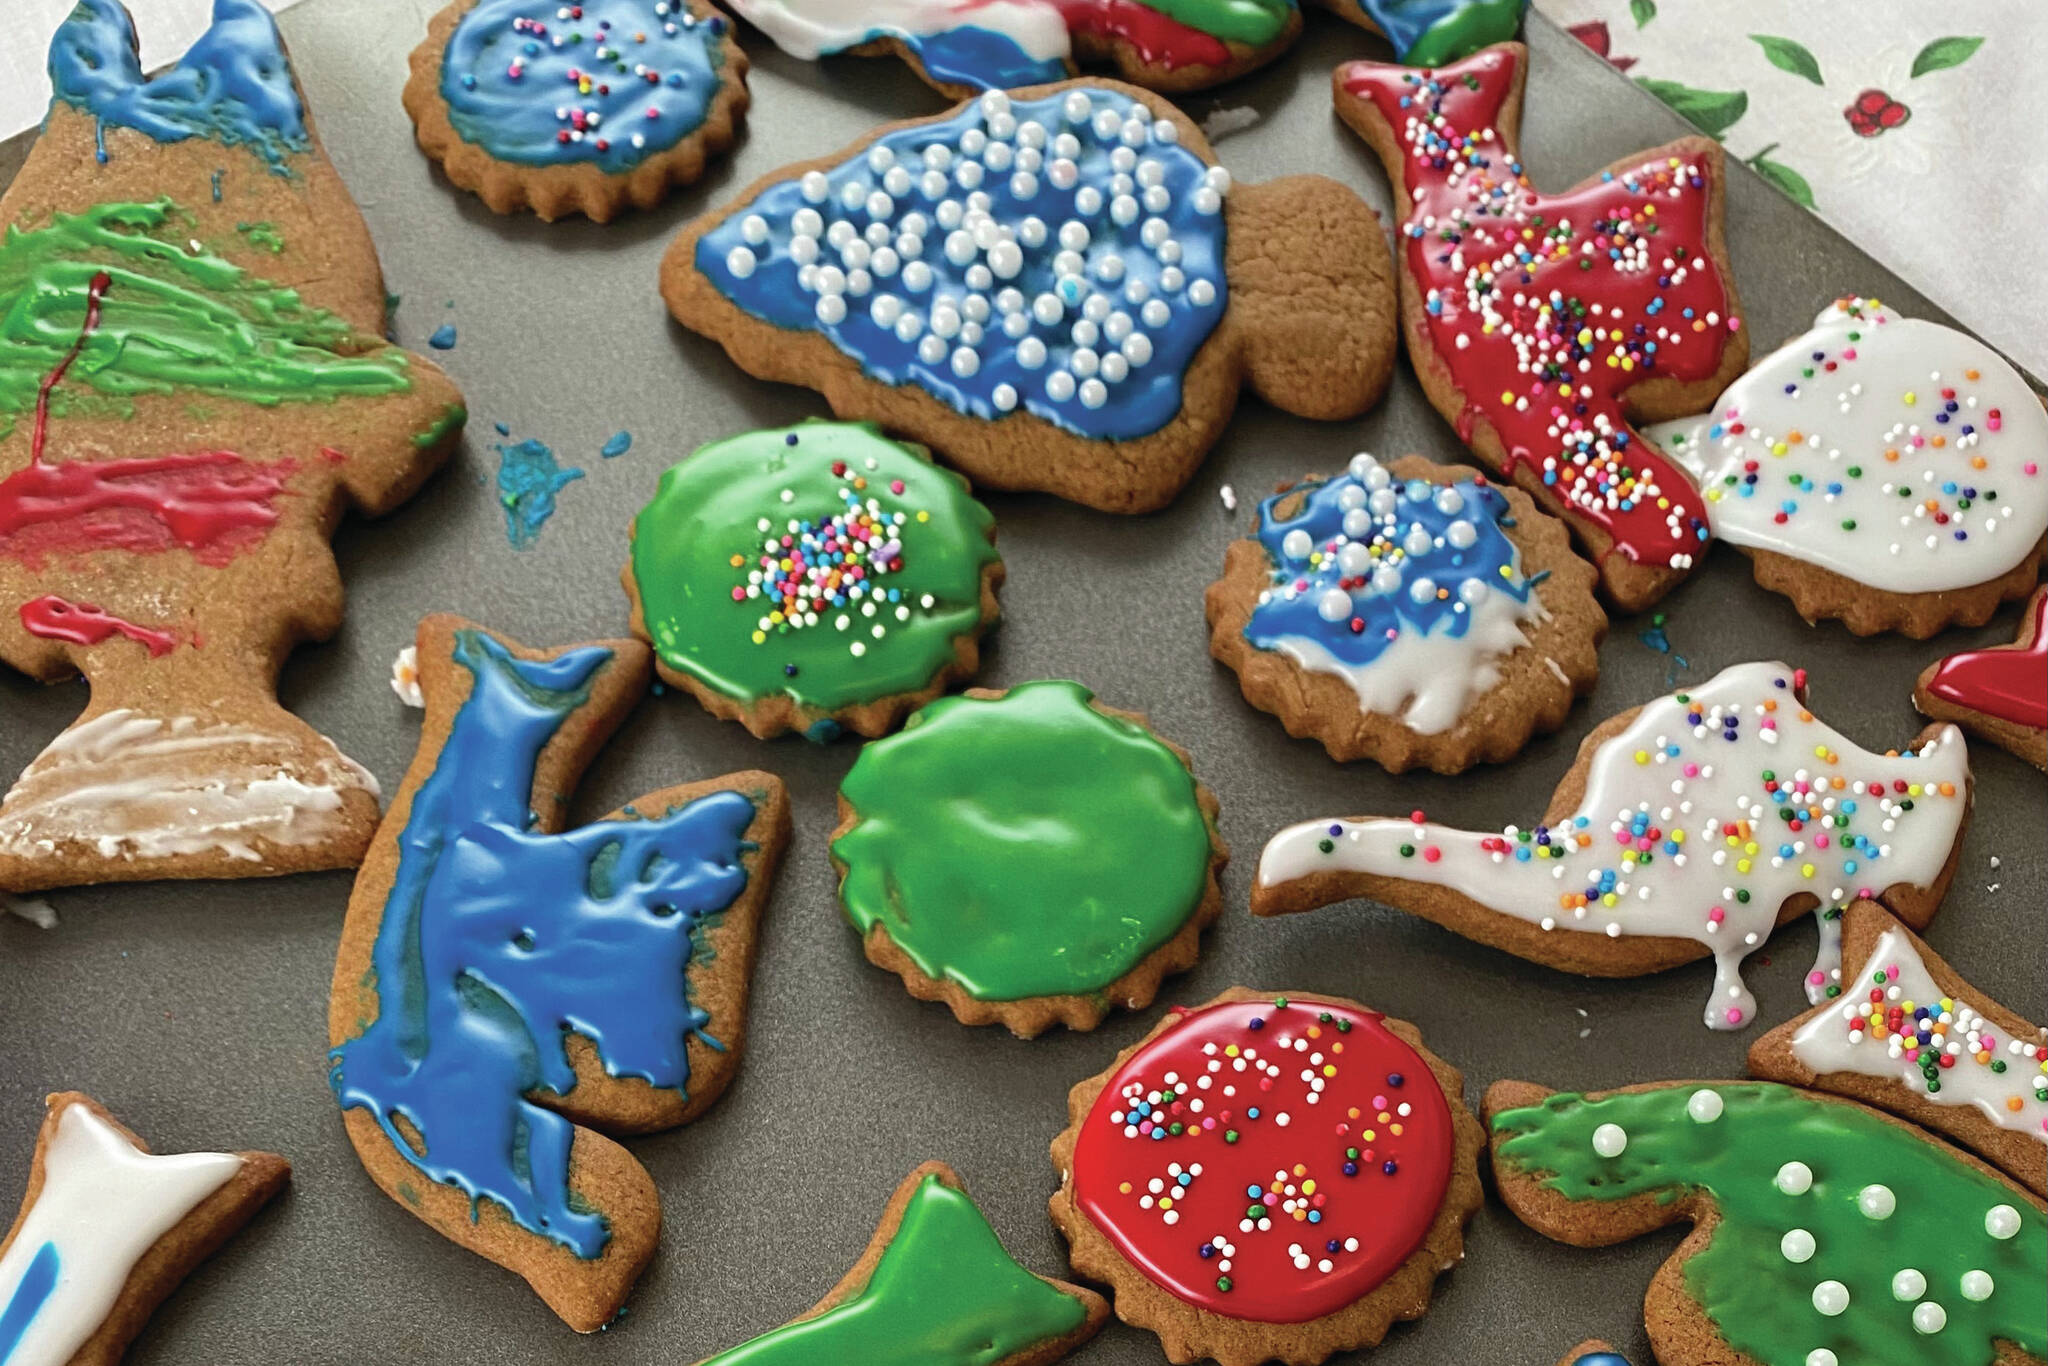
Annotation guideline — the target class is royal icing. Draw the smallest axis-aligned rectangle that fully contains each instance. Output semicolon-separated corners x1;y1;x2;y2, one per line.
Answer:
390;644;425;707
1492;1083;2047;1366
1645;300;2048;595
1068;997;1455;1322
0;709;375;864
629;422;999;717
1341;49;1740;570
0;1104;240;1366
329;629;762;1260
1568;1354;1631;1366
1926;591;2048;732
47;0;308;172
695;86;1229;442
1348;0;1524;65
438;0;734;171
18;596;177;657
1243;451;1543;734
1259;662;1969;1029
702;1173;1091;1363
834;679;1211;1002
1792;927;2048;1146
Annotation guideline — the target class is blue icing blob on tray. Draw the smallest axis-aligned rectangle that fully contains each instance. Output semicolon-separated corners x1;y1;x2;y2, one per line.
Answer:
697;87;1229;442
47;0;309;172
329;630;759;1259
440;0;729;170
1246;453;1532;668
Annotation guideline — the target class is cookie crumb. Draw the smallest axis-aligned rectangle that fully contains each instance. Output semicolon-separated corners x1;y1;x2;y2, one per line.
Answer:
1201;106;1261;140
391;645;425;708
3;894;57;929
1219;484;1237;512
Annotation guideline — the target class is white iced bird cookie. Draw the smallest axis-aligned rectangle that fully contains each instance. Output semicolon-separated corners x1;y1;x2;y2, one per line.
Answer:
1646;299;2048;634
1254;662;1972;1030
0;1094;288;1366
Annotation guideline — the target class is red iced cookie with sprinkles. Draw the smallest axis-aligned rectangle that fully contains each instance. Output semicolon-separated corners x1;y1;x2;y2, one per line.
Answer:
1048;989;1483;1366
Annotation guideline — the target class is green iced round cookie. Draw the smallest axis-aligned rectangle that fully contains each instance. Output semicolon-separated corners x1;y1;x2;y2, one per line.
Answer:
833;680;1214;1004
628;422;999;733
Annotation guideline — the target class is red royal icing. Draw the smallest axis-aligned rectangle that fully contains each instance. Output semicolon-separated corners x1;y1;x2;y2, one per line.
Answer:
18;594;177;657
1050;0;1233;70
1069;998;1454;1324
1342;48;1737;568
1927;591;2048;731
0;269;295;569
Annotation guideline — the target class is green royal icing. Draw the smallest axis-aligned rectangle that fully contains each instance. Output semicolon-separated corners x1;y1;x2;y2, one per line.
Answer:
0;199;411;435
1400;0;1525;67
629;422;999;715
703;1174;1089;1365
1146;0;1296;46
834;679;1212;1002
1492;1082;2047;1366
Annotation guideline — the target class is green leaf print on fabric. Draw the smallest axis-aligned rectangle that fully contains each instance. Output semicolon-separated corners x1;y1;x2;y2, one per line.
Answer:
1750;34;1823;86
1629;0;1655;29
1911;36;1984;78
1745;144;1815;209
1635;78;1748;139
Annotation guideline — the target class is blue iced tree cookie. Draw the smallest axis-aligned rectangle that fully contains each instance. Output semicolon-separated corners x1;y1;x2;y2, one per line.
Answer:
326;616;790;1330
664;80;1397;513
403;0;751;220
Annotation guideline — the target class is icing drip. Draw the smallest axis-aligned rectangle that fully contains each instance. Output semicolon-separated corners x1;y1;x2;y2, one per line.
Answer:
1792;928;2048;1145
17;595;177;656
0;710;377;863
1244;451;1540;734
46;0;309;172
696;87;1228;442
1342;50;1738;569
1647;300;2048;595
0;1105;240;1366
1259;662;1969;1029
329;630;760;1259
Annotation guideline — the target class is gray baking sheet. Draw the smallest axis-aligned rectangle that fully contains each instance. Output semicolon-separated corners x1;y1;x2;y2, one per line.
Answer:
1;6;2042;1364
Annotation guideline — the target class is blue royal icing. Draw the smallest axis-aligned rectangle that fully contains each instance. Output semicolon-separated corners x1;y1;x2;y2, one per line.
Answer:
329;629;759;1259
1245;453;1539;729
440;0;730;171
696;87;1229;442
1570;1355;1633;1366
47;0;309;173
897;26;1065;90
0;1243;59;1358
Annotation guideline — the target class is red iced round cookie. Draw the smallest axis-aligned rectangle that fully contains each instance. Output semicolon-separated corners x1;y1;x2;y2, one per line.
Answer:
1051;991;1483;1366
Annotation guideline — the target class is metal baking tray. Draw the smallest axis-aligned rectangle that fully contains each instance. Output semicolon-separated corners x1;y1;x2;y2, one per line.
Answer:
2;7;2041;1364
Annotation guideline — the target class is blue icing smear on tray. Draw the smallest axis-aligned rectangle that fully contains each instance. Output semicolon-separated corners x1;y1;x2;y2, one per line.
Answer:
440;0;730;171
329;630;759;1259
47;0;309;172
697;87;1229;442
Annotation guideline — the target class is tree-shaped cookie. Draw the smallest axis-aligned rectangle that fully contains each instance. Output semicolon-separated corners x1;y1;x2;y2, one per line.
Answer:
1333;44;1747;610
0;0;467;896
1489;1080;2046;1366
326;617;789;1330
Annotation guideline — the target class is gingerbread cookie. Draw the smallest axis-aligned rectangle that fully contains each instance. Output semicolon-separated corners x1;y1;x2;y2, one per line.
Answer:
831;680;1225;1036
1488;1079;2047;1366
1915;587;2048;772
1048;990;1484;1366
1334;44;1748;611
1256;661;1973;1029
1750;901;2046;1198
1644;299;2048;637
404;0;750;221
624;421;1002;741
1;0;466;896
695;1163;1107;1364
723;1;1523;99
1205;451;1603;772
665;82;1396;514
327;617;789;1330
0;1092;288;1366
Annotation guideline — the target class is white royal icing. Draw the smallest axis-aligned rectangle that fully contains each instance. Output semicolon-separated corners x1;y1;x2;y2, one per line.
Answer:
1258;661;1970;1030
1792;927;2048;1145
0;1105;240;1366
390;645;425;708
0;710;379;863
727;0;1072;65
1647;300;2048;595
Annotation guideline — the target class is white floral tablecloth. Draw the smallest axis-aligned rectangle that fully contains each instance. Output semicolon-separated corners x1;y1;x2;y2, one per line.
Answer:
1536;0;2048;377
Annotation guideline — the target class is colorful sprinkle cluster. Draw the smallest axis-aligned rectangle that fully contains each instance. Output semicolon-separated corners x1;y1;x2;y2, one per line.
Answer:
1071;998;1456;1321
1349;53;1740;567
1838;962;2048;1122
732;447;931;662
